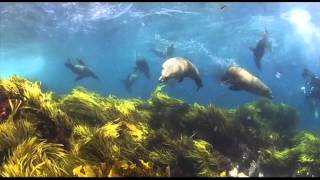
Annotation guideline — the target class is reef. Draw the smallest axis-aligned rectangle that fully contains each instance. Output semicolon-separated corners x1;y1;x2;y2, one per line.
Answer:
0;75;319;177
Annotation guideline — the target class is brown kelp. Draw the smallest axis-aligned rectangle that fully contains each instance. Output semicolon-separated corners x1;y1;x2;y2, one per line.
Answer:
0;75;319;177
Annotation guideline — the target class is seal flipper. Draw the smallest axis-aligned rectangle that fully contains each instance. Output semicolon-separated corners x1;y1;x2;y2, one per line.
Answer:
193;76;203;91
133;66;139;73
75;75;85;82
91;73;99;80
267;41;272;52
151;48;165;59
178;77;184;82
166;44;175;58
144;71;150;79
121;79;132;93
229;84;242;91
77;58;86;66
255;58;261;70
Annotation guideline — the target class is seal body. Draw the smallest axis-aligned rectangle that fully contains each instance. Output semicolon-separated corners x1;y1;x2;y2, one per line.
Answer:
122;71;139;93
159;57;203;90
221;66;273;99
64;58;99;81
250;31;271;70
135;58;150;79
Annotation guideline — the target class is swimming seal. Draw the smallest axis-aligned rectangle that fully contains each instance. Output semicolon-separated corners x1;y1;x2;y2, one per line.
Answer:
159;57;203;90
221;65;273;99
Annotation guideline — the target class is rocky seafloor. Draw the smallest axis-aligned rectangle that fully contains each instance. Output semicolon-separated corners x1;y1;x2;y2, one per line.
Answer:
0;75;319;177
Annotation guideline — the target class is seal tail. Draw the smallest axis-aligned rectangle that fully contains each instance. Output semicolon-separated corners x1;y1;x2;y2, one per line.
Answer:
121;79;132;93
150;48;165;59
255;58;261;70
64;58;72;67
249;47;255;52
91;73;100;80
64;58;76;73
135;50;138;60
194;76;203;91
144;71;150;79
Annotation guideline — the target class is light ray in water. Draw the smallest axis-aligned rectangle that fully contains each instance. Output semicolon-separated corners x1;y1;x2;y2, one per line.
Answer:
281;9;320;51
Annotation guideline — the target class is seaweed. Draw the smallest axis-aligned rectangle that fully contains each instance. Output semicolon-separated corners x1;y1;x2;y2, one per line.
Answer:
292;131;320;177
59;87;109;125
0;137;83;177
0;75;73;150
0;76;318;177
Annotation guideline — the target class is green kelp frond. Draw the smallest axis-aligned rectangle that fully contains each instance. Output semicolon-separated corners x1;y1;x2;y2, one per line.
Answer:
0;137;82;177
114;99;146;119
259;147;297;177
0;75;52;111
97;119;122;140
193;139;213;155
124;121;149;142
76;119;126;164
73;164;102;177
75;117;153;175
235;102;263;129
0;75;317;177
294;131;318;143
293;131;320;165
182;103;229;135
149;148;175;166
149;84;184;106
7;98;22;121
72;159;167;177
59;87;108;125
73;163;113;177
261;132;320;177
152;134;230;177
0;119;35;152
236;99;298;134
0;75;73;149
190;138;231;177
255;99;298;134
115;100;136;116
233;99;298;152
73;123;96;143
71;123;97;157
103;95;151;125
263;147;294;162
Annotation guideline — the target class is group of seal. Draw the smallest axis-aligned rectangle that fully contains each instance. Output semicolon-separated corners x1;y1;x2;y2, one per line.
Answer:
64;30;273;100
122;54;150;93
158;57;272;99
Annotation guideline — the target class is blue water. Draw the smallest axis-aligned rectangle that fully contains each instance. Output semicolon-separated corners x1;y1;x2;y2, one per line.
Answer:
1;2;320;132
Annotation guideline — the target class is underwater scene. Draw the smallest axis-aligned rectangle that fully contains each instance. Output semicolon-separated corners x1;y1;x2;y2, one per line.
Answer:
1;2;320;177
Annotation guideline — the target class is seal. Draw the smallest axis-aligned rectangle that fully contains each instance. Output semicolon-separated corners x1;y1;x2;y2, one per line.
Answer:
64;58;99;81
151;44;175;60
135;57;150;79
122;71;139;93
159;57;203;90
250;29;272;70
221;65;273;99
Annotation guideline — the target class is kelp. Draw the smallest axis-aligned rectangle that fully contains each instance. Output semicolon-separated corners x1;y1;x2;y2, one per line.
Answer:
0;76;319;177
59;87;109;125
292;131;320;176
0;137;83;177
260;131;320;177
0;119;36;167
0;75;73;150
